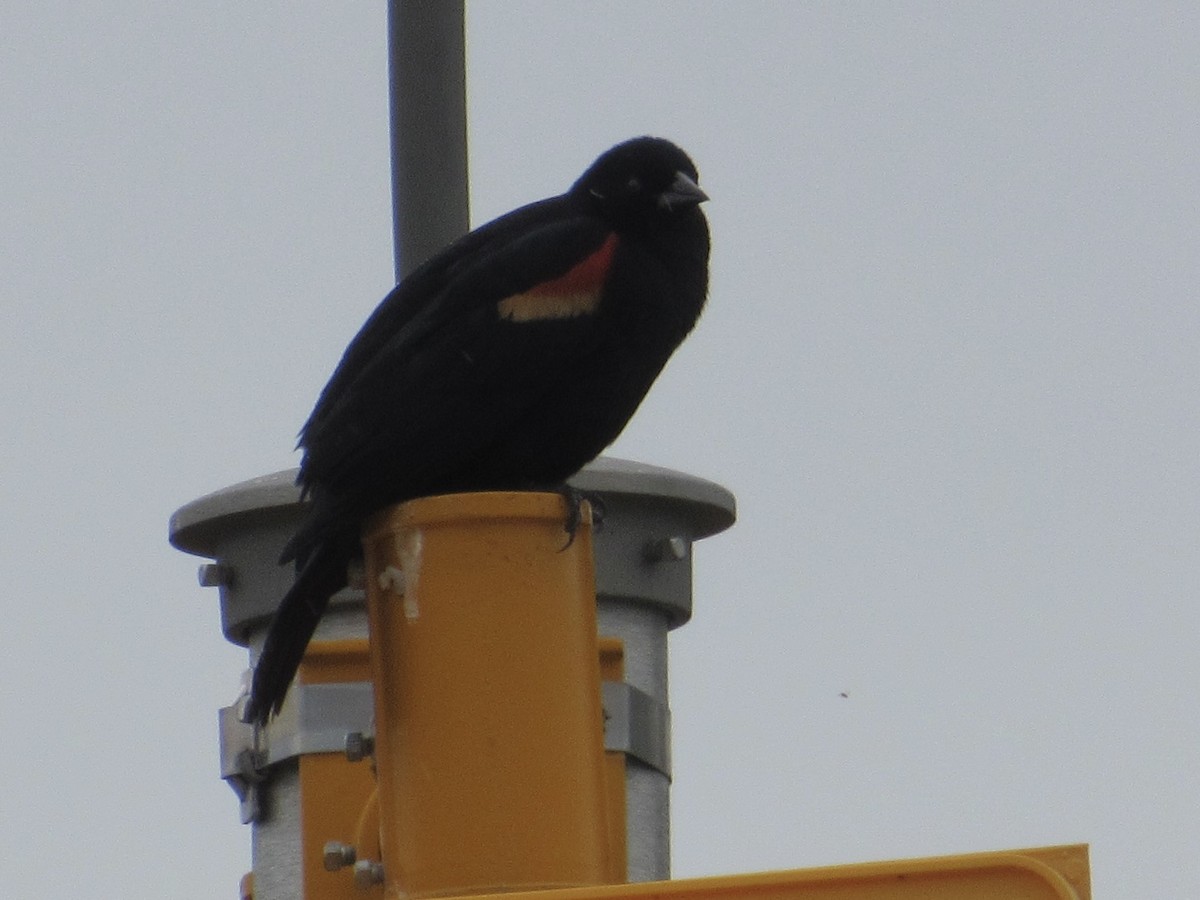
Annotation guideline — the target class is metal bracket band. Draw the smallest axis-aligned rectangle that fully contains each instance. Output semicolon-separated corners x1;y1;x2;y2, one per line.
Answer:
602;681;672;778
219;678;671;822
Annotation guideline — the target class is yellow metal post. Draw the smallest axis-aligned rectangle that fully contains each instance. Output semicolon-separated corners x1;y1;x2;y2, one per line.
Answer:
296;639;382;900
363;492;613;899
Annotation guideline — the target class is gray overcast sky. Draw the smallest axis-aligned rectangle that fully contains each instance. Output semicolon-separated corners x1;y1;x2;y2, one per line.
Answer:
3;3;1198;897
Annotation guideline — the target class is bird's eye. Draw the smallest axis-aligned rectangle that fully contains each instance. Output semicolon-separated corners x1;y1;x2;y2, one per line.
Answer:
625;176;642;193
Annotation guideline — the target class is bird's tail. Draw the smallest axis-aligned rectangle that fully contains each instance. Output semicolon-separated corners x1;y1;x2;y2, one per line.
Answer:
245;543;349;725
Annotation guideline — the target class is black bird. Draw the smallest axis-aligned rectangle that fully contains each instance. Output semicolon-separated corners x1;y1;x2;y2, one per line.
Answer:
245;137;710;725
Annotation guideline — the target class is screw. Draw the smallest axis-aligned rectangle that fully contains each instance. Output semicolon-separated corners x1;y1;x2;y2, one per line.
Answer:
345;731;375;762
323;841;357;871
354;859;386;886
643;536;689;563
198;563;231;587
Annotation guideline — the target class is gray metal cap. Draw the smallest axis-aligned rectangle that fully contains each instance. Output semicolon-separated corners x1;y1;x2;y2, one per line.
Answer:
169;457;736;644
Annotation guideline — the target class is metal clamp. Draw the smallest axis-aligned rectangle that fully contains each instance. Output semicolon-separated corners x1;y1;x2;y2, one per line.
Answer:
217;703;265;824
219;681;375;823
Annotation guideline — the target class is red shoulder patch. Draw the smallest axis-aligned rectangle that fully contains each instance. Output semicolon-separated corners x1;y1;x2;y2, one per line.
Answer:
497;233;618;323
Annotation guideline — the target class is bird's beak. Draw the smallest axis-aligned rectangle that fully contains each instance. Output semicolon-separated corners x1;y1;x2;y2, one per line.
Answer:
658;171;709;210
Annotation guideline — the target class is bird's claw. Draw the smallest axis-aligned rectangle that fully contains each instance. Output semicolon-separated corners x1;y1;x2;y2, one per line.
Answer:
558;486;605;550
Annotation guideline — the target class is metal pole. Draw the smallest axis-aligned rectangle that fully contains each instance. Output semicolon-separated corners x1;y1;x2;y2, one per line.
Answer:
387;0;470;280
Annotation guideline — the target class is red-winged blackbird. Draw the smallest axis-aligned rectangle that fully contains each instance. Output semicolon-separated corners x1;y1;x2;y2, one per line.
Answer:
245;137;710;724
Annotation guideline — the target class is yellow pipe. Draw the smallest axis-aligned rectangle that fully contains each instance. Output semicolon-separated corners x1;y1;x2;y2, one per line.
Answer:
363;492;612;899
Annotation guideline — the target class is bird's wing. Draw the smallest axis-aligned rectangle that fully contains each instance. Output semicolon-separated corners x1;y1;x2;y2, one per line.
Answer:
285;210;619;553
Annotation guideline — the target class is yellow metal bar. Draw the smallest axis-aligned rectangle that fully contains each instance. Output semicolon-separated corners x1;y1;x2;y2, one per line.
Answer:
454;844;1089;900
296;639;382;900
363;492;613;899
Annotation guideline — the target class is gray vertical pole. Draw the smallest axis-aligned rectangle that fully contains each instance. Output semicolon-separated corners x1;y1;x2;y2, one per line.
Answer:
387;0;470;280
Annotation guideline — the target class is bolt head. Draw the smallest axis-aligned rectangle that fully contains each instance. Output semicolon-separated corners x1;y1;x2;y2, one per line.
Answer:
345;731;375;762
643;536;689;563
323;841;356;871
198;563;231;587
353;859;385;886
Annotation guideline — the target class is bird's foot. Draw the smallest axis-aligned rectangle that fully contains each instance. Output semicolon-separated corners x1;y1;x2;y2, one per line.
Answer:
556;484;605;550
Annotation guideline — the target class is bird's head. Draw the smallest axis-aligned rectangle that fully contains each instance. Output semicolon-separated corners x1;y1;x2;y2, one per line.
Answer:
573;137;708;228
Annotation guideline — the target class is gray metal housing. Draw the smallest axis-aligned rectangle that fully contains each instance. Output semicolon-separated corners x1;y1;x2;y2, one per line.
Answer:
170;457;735;887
